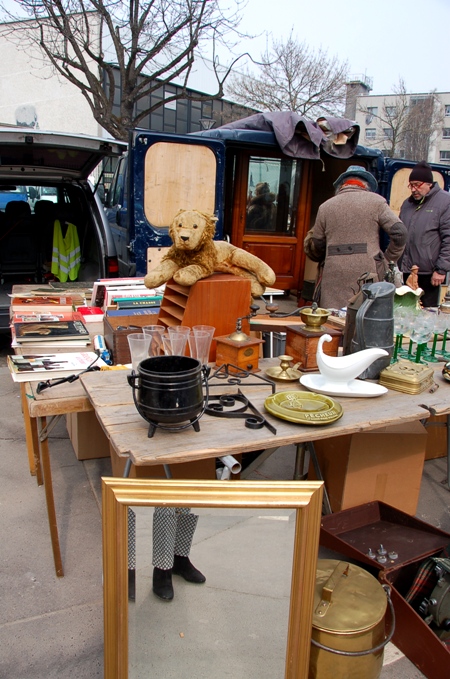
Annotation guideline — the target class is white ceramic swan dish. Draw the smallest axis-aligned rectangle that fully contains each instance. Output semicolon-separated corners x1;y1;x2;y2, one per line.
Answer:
300;334;389;398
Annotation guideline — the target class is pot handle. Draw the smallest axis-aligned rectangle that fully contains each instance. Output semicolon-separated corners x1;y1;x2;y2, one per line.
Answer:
355;287;380;351
311;584;395;657
127;372;139;389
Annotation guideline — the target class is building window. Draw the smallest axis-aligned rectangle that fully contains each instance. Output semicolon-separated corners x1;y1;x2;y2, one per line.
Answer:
445;105;450;117
385;106;397;118
365;107;378;124
383;128;393;139
443;128;450;139
440;151;450;161
365;128;376;140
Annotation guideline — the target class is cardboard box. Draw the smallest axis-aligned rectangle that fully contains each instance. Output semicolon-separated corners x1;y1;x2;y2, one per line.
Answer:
320;502;450;679
66;410;110;460
424;414;448;460
310;421;427;514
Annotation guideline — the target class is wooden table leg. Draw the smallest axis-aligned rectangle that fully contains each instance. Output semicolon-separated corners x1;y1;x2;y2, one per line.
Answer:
38;416;64;577
20;383;37;478
30;415;43;486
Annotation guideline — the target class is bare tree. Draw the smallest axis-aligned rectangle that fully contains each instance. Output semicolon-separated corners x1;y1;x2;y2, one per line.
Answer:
404;93;444;161
226;31;349;118
358;79;444;160
0;0;248;140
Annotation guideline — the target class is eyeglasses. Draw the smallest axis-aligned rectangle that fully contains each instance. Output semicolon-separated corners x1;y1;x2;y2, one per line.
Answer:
408;182;425;190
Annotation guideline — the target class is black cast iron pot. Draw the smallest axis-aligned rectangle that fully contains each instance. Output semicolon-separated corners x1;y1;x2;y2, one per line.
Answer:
127;355;208;437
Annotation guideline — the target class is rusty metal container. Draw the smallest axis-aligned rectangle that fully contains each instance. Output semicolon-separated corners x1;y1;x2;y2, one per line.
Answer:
309;559;389;679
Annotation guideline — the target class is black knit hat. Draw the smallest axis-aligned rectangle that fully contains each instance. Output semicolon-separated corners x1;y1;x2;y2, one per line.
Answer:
409;161;433;184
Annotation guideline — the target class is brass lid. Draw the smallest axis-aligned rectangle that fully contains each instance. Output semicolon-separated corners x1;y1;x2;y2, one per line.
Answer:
312;560;387;633
379;359;434;394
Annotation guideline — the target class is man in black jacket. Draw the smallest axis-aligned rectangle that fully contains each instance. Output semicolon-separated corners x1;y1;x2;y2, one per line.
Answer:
400;161;450;306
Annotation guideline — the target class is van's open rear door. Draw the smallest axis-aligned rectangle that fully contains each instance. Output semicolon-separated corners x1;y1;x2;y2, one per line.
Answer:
129;130;226;277
382;158;450;215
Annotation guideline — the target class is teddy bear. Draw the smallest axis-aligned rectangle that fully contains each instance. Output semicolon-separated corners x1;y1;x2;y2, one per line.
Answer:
144;209;276;297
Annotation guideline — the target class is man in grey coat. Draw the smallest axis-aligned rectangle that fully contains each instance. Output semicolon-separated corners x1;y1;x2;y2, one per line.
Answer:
399;160;450;307
304;165;406;309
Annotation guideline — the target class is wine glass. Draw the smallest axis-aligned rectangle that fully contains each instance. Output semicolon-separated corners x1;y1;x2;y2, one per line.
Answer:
394;307;417;360
408;312;434;363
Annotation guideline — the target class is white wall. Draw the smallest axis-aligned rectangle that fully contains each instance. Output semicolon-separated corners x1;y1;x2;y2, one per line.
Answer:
0;20;103;136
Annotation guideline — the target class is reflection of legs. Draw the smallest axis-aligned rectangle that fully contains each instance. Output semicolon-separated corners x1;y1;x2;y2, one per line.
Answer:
152;507;205;601
128;508;136;601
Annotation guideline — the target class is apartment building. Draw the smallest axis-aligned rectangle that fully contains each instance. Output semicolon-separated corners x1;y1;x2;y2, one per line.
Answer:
345;77;450;164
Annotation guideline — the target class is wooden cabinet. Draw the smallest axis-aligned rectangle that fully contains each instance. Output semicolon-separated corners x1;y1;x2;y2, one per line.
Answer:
157;274;253;360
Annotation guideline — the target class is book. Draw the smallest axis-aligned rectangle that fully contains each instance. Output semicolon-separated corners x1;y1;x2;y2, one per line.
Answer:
10;295;78;314
13;318;90;343
75;306;104;323
115;296;162;309
11;311;86;324
104;286;162;308
105;307;160;317
7;351;106;383
11;337;91;350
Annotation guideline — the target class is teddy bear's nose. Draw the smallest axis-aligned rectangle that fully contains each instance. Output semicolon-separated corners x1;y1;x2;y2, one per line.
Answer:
180;235;190;242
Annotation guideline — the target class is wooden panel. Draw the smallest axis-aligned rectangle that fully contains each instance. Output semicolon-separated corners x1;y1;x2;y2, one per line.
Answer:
243;241;296;276
157;274;253;361
144;142;216;225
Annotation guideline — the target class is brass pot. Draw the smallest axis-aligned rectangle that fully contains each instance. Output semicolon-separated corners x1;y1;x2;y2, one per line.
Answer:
309;560;389;679
300;307;330;329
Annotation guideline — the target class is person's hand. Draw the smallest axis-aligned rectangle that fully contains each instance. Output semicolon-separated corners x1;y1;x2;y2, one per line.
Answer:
431;271;446;286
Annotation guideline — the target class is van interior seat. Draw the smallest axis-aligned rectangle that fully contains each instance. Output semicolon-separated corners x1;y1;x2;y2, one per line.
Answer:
34;200;56;265
0;200;40;282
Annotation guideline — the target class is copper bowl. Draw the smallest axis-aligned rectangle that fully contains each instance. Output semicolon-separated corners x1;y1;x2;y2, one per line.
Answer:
300;307;330;329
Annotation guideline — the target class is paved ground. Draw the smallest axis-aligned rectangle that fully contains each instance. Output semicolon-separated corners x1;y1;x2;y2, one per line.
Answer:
1;294;449;678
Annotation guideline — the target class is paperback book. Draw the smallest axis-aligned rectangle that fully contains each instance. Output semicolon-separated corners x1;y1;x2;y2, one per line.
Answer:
13;318;90;343
11;311;86;324
10;295;79;314
105;307;160;317
7;352;106;382
114;296;163;309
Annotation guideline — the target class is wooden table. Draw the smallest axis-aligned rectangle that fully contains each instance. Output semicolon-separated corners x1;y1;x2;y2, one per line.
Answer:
80;362;450;468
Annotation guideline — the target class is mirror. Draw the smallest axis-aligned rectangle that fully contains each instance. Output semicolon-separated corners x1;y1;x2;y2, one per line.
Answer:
102;478;323;679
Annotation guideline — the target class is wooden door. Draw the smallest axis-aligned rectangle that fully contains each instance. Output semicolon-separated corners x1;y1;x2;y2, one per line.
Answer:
230;150;312;292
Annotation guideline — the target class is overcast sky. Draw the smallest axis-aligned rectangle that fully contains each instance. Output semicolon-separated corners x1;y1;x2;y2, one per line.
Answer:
235;0;448;96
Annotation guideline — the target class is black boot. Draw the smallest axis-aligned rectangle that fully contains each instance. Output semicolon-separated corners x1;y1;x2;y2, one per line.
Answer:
173;555;206;583
128;568;136;601
153;567;174;601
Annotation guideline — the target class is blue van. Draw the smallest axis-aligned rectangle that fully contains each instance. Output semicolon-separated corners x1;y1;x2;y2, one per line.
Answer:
105;118;450;298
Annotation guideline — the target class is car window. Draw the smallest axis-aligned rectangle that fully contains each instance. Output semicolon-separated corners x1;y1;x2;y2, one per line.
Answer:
0;185;28;211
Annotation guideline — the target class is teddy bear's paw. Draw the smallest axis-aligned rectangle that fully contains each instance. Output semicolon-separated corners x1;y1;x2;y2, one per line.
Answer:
173;269;202;287
144;272;167;289
250;281;266;297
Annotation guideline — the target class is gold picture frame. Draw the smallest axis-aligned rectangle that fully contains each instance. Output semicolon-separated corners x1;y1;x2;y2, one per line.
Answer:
102;478;323;679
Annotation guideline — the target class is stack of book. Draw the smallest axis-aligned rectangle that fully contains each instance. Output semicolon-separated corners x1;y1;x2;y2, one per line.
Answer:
93;277;165;317
11;311;91;350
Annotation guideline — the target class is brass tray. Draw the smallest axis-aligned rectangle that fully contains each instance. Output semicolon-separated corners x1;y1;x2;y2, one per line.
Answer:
379;359;435;394
264;391;343;425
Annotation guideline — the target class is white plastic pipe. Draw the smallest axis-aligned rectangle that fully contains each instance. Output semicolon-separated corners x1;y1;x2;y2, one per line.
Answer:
218;455;241;475
220;466;231;480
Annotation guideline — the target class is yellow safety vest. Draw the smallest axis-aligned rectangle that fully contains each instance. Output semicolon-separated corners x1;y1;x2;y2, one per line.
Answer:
51;220;81;282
